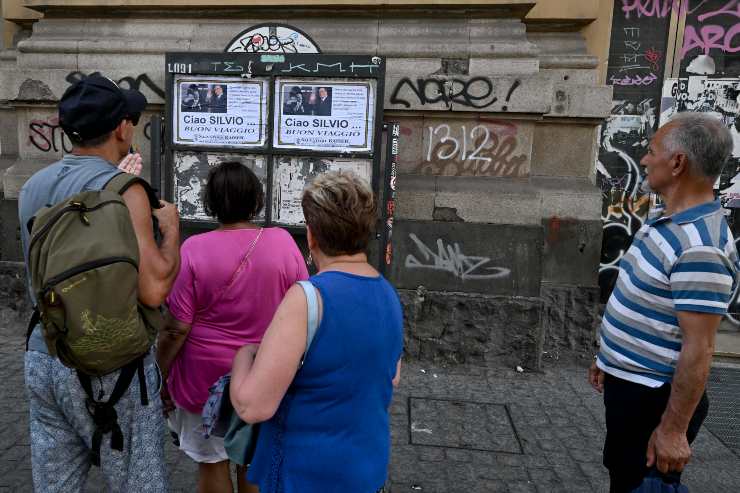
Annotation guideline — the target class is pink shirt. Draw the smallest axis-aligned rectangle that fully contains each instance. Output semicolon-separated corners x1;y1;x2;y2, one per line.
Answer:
166;227;308;413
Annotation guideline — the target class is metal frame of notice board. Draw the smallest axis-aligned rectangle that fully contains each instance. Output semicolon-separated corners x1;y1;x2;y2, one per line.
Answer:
160;52;388;267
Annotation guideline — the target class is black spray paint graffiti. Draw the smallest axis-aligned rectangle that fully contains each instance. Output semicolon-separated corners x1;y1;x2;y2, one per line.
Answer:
279;59;382;75
28;116;73;153
28;115;151;153
236;34;298;53
389;77;521;109
65;71;165;99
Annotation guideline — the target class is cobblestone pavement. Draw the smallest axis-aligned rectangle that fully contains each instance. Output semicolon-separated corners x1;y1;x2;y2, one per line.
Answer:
2;313;739;492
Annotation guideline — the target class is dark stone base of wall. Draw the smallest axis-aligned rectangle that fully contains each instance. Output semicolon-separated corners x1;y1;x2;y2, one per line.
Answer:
0;261;30;329
398;288;543;370
541;283;601;363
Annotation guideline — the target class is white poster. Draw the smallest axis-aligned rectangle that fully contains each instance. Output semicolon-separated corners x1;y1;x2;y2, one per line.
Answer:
173;151;267;222
273;80;375;153
174;77;268;148
271;156;372;226
661;77;740;158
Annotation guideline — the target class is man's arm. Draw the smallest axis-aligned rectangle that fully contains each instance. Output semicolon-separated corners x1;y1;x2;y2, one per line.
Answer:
122;183;180;307
646;310;719;473
156;313;192;380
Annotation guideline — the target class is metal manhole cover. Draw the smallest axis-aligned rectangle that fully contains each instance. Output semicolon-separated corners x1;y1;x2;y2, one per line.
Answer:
705;366;740;453
408;397;522;454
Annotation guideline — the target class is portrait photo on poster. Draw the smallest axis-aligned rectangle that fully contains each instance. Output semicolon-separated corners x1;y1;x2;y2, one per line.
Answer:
273;79;375;153
271;156;372;226
174;76;268;148
180;83;228;113
173;151;267;222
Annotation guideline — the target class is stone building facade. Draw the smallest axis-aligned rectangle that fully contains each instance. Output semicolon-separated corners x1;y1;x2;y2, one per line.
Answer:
0;1;614;369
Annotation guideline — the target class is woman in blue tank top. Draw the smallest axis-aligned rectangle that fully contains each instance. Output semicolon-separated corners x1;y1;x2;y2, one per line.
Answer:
230;171;404;493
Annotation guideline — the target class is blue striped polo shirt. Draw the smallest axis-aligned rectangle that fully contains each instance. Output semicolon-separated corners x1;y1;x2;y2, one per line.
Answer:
597;200;738;387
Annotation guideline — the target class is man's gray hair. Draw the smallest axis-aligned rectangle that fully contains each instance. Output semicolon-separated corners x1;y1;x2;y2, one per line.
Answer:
663;112;733;179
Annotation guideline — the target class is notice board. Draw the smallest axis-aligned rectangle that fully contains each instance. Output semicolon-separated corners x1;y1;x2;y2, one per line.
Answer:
163;53;386;232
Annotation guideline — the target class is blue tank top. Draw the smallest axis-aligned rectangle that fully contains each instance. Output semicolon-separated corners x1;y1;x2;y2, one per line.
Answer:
18;154;122;352
248;271;404;493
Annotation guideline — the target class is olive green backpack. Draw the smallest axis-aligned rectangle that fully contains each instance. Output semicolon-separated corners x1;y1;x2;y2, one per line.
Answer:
27;172;162;376
26;172;164;466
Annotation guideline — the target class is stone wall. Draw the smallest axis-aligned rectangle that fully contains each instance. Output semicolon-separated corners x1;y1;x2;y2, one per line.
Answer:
0;5;610;367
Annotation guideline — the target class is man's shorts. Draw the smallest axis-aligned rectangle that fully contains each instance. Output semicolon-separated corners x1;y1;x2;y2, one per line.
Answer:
24;350;168;493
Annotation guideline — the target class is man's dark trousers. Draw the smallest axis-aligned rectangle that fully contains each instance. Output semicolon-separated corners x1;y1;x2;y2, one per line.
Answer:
603;373;709;493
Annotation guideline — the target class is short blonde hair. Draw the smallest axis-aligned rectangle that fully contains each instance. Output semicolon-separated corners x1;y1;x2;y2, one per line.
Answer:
302;170;377;256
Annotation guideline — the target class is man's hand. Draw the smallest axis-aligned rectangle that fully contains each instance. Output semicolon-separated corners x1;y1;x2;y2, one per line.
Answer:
646;425;692;473
152;200;179;235
588;360;604;393
118;153;143;176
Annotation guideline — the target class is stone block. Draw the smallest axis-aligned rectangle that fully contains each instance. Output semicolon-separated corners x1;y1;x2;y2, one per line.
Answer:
292;18;379;55
468;57;539;76
0;108;19;159
389;219;543;297
385;58;445;77
16;51;78;70
0;261;29;312
434;176;541;225
535;177;601;220
541;283;600;362
411;116;533;178
0;200;22;262
398;288;543;369
14;106;155;173
541;216;602;286
2;159;54;200
0;69;73;102
547;84;612;119
379;18;470;58
395;117;424;174
531;123;598;178
538;68;597;85
395;175;435;221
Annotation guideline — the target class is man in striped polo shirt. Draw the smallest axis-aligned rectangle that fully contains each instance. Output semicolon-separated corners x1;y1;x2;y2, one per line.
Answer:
588;112;738;492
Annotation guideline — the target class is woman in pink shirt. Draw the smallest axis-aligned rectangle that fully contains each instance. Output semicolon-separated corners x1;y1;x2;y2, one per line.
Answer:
157;161;308;493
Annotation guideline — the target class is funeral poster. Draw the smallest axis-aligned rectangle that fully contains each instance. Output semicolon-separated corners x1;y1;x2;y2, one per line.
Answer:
174;77;268;148
273;80;375;153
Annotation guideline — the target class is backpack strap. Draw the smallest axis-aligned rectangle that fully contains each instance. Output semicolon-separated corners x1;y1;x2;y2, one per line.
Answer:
77;354;149;467
25;307;41;351
297;280;321;367
103;173;159;208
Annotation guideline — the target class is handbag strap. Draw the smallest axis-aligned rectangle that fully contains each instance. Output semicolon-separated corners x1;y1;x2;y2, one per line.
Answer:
297;280;320;367
205;228;263;311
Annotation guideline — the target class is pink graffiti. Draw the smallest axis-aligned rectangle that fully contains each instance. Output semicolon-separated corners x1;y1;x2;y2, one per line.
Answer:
621;0;683;19
696;0;740;22
609;72;658;86
681;22;740;59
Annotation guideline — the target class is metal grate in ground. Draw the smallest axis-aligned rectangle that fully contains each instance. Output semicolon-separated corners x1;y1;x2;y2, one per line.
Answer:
408;397;522;454
705;366;740;454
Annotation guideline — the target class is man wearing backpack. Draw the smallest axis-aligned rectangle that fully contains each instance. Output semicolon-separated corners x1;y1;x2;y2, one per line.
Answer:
19;75;180;492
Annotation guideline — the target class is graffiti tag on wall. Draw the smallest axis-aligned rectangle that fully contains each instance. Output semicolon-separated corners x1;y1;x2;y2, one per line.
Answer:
405;233;511;281
389;77;521;110
398;119;531;178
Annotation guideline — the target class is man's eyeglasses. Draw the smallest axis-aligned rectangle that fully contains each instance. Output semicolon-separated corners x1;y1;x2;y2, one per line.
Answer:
125;114;141;126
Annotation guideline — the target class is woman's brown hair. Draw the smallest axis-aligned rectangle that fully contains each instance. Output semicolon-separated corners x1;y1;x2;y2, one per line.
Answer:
301;171;377;256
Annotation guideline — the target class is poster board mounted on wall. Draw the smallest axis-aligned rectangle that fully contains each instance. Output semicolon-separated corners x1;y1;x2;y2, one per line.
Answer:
162;52;386;236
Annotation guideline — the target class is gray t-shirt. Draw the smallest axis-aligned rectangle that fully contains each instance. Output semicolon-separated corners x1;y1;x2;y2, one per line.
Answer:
19;154;121;352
